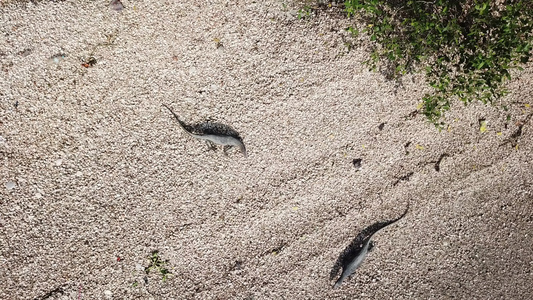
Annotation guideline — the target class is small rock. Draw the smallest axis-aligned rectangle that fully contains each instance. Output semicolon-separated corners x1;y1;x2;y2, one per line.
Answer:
5;181;16;190
352;158;362;170
18;48;32;57
55;159;63;166
48;53;66;64
104;290;112;298
109;0;124;11
135;263;144;271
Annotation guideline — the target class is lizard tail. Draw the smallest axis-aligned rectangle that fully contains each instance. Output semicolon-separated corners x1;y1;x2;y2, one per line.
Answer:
333;274;345;289
239;143;247;157
162;104;194;137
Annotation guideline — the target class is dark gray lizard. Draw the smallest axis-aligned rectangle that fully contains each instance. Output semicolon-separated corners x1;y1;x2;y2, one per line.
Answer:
331;204;409;288
163;104;247;157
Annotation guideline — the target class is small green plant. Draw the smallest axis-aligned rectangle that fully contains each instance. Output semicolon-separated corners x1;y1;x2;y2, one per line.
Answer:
343;0;533;127
346;26;359;37
298;5;314;19
145;251;172;281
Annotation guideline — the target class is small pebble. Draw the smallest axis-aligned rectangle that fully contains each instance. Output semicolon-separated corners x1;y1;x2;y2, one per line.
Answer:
48;54;66;64
110;0;124;11
5;181;16;190
135;263;144;271
352;158;362;170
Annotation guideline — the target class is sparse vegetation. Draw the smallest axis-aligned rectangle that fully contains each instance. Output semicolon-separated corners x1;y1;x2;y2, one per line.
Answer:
341;0;533;126
297;5;315;19
145;251;172;281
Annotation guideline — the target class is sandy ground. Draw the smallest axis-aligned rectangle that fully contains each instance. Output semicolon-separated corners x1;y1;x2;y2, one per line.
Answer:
1;1;532;299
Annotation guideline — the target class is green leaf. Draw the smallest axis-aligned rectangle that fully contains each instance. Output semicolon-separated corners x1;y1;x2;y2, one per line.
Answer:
479;120;488;133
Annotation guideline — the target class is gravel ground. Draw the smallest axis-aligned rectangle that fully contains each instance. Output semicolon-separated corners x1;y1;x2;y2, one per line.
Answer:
1;1;532;299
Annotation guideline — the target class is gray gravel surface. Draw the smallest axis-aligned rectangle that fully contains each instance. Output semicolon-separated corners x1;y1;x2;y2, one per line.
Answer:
1;1;532;299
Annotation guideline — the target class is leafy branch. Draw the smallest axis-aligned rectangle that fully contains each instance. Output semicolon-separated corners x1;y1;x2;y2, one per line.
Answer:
344;0;533;126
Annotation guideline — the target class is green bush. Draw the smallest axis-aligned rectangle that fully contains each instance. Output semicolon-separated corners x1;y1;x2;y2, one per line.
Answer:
343;0;533;126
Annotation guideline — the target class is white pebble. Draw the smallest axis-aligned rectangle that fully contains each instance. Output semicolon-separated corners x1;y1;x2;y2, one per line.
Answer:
5;181;16;190
135;263;144;271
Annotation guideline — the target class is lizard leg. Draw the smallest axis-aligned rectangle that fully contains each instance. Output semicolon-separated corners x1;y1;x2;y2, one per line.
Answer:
223;145;233;156
206;141;217;151
368;241;375;252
